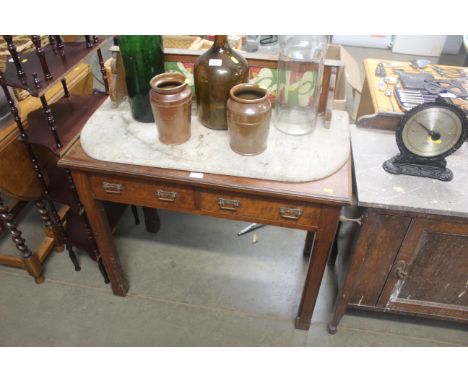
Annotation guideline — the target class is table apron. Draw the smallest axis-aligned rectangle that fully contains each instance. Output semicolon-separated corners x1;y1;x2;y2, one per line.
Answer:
90;173;324;230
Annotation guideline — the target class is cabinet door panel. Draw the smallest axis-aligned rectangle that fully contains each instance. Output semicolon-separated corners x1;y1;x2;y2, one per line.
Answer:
379;218;468;321
349;212;411;306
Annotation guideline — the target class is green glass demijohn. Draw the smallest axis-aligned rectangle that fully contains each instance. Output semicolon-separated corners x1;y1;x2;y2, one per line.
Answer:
119;35;164;123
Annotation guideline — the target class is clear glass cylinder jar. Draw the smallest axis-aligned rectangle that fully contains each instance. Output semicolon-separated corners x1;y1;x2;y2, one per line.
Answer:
274;35;328;135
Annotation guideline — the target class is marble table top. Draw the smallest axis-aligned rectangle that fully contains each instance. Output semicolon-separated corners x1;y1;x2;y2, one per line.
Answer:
351;125;468;219
80;99;350;183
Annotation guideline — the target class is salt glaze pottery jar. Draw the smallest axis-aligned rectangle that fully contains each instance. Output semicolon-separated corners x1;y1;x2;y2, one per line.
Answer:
194;35;249;130
149;72;192;145
227;84;272;155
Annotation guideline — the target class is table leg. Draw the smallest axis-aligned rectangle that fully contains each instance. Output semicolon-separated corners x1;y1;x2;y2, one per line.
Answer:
302;231;315;257
328;221;342;266
71;171;129;296
328;212;369;334
142;207;161;234
0;200;27;237
295;205;340;330
0;194;44;283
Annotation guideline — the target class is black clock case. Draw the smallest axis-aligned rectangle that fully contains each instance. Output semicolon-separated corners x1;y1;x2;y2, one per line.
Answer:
383;101;468;182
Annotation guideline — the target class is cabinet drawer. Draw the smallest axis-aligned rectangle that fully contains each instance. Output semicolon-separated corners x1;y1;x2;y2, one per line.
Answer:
90;175;195;210
199;191;321;228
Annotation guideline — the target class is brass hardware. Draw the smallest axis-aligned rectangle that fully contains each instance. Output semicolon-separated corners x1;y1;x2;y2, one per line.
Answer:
395;260;408;280
218;198;240;211
279;207;303;220
102;181;123;194
156;190;177;202
339;215;364;225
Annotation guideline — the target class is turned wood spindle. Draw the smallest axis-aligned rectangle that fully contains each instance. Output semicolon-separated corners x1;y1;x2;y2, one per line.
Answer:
98;258;110;284
0;71;27;139
34;200;53;230
85;35;94;49
131;205;140;225
39;95;62;149
97;48;109;94
0;80;81;271
32;72;41;90
32;35;52;81
55;35;64;55
64;169;82;210
48;35;58;54
3;35;26;84
63;167;110;281
64;168;99;257
61;78;70;97
0;194;33;259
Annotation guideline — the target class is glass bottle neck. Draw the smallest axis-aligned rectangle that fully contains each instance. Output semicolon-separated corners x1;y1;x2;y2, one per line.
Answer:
212;35;231;52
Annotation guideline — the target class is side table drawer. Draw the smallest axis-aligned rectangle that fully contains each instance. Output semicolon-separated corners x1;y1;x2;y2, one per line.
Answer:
199;191;321;229
90;175;195;210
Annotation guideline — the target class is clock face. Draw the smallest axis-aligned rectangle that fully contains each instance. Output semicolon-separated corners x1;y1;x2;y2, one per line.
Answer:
402;106;463;158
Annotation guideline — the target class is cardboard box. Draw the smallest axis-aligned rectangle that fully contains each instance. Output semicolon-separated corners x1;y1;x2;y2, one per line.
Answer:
323;44;362;112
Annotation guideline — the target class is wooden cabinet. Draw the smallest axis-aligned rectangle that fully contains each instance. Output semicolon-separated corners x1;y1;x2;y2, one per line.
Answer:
378;218;468;321
330;208;468;333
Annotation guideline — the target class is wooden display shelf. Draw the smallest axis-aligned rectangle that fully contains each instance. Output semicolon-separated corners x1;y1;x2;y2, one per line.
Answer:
26;93;108;156
64;201;126;261
46;164;81;214
0;39;110;97
64;208;95;260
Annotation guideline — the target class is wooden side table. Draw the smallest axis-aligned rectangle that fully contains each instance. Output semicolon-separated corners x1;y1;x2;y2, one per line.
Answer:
329;125;468;333
59;141;352;330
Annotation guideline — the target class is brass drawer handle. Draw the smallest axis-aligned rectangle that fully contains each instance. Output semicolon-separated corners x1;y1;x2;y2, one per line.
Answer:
279;207;303;220
157;190;177;202
218;198;240;211
102;181;124;194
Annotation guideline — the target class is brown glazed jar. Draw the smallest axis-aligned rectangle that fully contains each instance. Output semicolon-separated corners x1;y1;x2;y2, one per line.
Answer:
149;72;192;145
227;84;272;155
194;35;249;130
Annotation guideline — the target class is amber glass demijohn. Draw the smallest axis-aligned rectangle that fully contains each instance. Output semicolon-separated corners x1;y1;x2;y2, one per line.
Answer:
194;35;249;130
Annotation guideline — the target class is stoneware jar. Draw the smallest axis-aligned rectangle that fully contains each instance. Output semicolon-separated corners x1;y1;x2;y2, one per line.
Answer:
149;72;192;145
227;84;272;155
